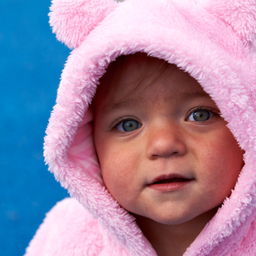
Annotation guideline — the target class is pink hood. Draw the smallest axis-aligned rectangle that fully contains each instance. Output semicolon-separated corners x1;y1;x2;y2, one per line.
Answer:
43;0;256;254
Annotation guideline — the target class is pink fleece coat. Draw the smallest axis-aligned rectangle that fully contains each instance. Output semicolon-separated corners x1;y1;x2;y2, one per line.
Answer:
25;0;256;255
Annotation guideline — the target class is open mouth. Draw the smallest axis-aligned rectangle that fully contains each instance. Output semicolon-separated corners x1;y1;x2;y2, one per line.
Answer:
153;177;191;184
149;174;193;191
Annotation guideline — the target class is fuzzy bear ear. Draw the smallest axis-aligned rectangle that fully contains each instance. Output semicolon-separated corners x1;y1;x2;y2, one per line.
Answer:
207;0;256;47
49;0;119;49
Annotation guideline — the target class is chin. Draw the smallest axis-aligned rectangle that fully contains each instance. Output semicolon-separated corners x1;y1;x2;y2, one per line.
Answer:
147;208;218;227
153;216;193;226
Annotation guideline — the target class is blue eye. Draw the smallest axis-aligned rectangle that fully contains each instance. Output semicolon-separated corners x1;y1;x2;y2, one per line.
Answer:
187;109;214;122
116;119;141;132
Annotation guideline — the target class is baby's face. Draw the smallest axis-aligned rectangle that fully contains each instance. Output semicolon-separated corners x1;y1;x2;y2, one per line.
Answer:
93;54;244;225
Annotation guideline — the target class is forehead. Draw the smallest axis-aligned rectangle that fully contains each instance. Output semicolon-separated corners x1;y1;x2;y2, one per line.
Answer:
93;53;209;108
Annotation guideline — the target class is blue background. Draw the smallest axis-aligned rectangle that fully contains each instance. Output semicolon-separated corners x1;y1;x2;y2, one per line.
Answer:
1;0;70;255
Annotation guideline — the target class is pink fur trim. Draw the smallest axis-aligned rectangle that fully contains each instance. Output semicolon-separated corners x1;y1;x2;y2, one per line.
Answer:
49;0;118;49
207;0;256;47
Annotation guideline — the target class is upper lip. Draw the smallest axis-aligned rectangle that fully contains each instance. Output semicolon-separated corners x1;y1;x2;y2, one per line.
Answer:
149;173;194;185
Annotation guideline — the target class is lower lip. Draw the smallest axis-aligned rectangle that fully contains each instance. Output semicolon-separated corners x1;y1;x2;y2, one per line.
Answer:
148;180;193;192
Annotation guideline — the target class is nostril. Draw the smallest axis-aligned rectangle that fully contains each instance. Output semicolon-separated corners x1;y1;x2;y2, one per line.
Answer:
152;150;180;159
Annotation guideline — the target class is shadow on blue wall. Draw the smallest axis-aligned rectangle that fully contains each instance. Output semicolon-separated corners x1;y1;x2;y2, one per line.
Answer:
1;0;70;255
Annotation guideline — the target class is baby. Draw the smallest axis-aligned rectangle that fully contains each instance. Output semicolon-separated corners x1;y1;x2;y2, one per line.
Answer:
92;52;244;255
25;0;256;256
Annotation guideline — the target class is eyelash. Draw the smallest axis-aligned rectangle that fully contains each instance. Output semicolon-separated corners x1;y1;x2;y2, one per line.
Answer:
111;116;141;130
185;106;220;121
111;106;220;131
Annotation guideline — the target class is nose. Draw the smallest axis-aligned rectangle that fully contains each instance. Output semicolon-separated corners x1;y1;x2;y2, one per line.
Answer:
146;121;187;159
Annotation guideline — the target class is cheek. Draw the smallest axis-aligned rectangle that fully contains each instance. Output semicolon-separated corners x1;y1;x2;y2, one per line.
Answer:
214;130;243;173
97;138;141;200
198;129;243;196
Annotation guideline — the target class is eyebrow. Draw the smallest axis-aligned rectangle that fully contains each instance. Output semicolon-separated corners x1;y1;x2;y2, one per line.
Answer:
103;98;145;114
102;90;211;114
179;91;210;100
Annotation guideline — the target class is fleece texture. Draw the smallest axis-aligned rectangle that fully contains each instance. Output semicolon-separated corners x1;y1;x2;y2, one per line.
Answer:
25;0;256;255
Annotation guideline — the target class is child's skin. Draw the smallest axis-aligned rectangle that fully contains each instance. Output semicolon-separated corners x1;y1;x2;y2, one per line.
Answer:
93;53;244;256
